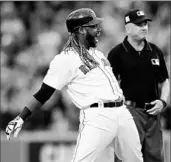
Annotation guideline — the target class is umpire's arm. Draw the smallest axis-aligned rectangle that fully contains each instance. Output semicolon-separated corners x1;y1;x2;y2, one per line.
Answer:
160;78;170;106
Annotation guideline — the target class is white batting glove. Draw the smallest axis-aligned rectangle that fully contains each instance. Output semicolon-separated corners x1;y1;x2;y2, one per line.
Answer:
5;116;24;140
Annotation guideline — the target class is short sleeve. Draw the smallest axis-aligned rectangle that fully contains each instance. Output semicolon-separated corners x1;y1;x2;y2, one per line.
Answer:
156;47;169;82
107;45;122;80
43;54;73;90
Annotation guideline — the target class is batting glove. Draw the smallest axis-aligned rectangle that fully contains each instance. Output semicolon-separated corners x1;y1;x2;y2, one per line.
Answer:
5;116;24;140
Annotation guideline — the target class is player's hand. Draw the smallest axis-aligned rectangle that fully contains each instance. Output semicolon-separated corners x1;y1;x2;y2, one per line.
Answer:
5;116;24;140
146;100;164;115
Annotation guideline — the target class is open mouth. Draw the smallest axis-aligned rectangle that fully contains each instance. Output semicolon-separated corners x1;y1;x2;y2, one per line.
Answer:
95;37;99;43
95;32;101;42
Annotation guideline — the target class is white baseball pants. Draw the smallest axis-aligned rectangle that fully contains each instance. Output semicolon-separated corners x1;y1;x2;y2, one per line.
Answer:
71;105;143;162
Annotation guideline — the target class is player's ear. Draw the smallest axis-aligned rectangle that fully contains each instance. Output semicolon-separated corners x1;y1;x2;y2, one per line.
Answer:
78;27;86;35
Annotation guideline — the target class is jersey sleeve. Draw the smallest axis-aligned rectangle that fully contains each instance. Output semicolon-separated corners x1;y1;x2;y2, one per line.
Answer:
43;54;73;90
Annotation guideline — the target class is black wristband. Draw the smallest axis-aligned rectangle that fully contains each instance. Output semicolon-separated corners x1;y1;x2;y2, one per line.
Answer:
159;99;167;108
19;106;32;121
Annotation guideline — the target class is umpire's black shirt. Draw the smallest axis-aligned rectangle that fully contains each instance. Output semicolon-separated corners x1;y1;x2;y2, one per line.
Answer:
108;36;169;103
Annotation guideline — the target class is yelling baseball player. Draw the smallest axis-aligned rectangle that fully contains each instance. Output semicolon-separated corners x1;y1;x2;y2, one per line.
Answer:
5;8;144;162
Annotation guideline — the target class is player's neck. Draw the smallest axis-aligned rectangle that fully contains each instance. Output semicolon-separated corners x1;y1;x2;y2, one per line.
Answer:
78;35;90;50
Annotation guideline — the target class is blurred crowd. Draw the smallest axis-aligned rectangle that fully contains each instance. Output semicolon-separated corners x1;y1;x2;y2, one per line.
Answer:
0;1;170;132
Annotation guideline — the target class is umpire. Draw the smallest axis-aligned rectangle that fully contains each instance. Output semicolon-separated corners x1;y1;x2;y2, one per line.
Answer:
108;9;170;162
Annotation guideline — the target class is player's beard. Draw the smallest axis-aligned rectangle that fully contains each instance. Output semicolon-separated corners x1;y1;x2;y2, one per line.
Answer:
86;32;97;48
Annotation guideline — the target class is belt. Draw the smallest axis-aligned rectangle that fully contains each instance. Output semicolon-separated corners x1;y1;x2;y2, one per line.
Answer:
125;100;151;109
90;100;124;108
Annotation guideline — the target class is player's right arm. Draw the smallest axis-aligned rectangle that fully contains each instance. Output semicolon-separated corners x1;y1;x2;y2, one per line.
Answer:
5;83;56;140
5;53;73;140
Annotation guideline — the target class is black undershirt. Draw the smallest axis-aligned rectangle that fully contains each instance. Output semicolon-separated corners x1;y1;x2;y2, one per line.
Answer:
19;83;55;120
34;83;56;104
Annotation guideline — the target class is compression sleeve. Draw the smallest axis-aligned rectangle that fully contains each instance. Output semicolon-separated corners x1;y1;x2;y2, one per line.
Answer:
33;83;55;104
19;106;32;121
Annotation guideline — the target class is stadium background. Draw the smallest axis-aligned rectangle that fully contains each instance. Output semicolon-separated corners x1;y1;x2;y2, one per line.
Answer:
0;1;170;162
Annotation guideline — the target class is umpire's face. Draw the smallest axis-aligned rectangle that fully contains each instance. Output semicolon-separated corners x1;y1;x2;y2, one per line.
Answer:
126;21;148;41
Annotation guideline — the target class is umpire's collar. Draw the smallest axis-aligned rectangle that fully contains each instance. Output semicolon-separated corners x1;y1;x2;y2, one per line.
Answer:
122;36;152;52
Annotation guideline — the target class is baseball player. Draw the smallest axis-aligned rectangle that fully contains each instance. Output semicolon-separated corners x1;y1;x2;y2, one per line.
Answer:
5;8;143;162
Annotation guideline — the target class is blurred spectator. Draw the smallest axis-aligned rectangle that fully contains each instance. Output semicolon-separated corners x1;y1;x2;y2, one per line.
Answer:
0;1;170;133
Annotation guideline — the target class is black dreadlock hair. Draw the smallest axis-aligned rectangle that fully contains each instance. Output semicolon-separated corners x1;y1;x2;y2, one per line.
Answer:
63;33;99;70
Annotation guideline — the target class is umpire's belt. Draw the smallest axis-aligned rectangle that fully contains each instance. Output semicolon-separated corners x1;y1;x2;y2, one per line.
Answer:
125;100;147;108
90;100;124;108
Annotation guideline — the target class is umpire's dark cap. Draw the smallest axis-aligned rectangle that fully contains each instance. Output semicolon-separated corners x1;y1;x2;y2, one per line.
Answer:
66;8;103;33
125;9;152;24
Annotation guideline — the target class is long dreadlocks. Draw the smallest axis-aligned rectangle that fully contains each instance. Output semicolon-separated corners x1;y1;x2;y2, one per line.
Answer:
63;33;99;70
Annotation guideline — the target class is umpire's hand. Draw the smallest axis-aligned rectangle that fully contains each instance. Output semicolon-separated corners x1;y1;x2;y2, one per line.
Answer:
146;99;165;115
5;116;24;140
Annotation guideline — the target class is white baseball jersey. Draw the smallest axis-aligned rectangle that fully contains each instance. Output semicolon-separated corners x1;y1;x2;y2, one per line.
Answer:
43;48;123;109
43;48;143;162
